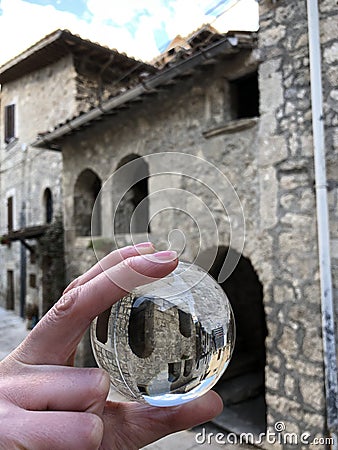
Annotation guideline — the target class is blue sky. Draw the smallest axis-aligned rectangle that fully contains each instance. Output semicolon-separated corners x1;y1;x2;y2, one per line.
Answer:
24;0;89;17
0;0;259;65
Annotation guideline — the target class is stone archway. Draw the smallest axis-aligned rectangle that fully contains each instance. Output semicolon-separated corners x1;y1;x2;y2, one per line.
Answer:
113;154;150;234
74;168;101;236
196;246;267;434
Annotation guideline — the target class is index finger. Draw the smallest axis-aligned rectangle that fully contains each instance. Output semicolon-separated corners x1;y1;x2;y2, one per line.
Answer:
63;241;155;294
12;251;178;366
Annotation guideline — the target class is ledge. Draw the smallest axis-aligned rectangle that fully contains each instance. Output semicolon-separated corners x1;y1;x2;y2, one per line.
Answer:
202;117;259;139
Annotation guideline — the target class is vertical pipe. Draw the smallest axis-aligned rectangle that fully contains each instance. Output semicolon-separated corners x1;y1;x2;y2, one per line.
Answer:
306;0;338;445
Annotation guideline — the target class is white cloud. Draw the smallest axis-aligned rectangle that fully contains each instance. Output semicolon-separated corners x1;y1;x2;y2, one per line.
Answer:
213;0;259;32
0;0;86;64
0;0;153;65
0;0;259;66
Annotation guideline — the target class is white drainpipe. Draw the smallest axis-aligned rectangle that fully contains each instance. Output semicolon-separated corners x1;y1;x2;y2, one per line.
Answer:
306;0;338;446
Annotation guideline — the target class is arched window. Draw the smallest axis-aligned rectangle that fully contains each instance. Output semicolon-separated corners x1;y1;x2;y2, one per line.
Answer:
74;169;101;236
114;154;150;234
43;188;53;224
196;246;267;434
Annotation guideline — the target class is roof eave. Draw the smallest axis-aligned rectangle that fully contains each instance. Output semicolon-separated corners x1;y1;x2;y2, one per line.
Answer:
0;30;64;78
32;33;257;149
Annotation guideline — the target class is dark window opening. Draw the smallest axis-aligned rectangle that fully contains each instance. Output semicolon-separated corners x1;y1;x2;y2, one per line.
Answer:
128;298;155;358
96;307;112;344
178;309;193;337
137;384;148;394
6;270;14;310
4;104;15;144
7;196;13;232
168;362;181;382
183;359;194;377
30;248;36;264
114;154;150;234
230;71;259;120
74;169;102;236
43;188;53;224
29;274;37;288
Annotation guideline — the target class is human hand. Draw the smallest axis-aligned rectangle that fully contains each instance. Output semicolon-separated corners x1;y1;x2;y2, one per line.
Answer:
0;243;223;450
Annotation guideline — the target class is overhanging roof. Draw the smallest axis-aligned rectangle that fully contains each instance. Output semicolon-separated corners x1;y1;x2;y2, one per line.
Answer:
32;31;257;150
0;29;155;84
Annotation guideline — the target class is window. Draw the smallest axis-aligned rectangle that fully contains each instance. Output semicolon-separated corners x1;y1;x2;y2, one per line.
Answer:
230;71;259;119
43;188;53;224
7;196;13;232
4;104;15;143
29;274;37;288
30;248;36;264
6;270;14;310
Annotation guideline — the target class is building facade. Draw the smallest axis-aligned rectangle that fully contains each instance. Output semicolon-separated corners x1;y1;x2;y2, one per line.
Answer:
1;0;337;446
0;29;154;320
32;1;337;445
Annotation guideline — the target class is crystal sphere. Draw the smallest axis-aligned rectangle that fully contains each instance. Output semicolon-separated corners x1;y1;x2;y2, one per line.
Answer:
90;261;235;407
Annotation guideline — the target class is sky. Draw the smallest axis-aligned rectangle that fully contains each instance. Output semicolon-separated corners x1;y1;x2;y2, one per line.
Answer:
0;0;259;65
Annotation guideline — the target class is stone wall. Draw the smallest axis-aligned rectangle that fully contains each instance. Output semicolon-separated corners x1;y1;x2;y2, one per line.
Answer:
258;0;337;445
0;55;77;315
61;53;265;370
59;2;338;443
61;53;261;282
320;0;338;363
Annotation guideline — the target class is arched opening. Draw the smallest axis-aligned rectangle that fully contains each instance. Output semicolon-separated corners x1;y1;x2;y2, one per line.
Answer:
196;246;267;434
114;154;149;234
43;188;53;224
74;169;101;236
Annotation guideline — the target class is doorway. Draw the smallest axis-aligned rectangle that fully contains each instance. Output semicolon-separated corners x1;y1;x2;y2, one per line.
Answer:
196;246;267;434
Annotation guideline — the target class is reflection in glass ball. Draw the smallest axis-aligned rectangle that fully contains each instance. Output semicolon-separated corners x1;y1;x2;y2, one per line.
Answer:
90;261;235;407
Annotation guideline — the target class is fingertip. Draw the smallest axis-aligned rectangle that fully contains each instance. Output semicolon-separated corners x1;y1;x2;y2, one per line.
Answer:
165;391;223;431
63;279;78;295
134;241;156;252
184;390;223;419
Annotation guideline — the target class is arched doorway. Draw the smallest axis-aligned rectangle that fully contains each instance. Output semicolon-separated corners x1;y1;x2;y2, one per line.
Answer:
74;169;102;236
113;154;150;234
196;246;267;434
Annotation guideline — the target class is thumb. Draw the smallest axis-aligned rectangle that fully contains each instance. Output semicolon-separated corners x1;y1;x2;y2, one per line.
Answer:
101;390;223;449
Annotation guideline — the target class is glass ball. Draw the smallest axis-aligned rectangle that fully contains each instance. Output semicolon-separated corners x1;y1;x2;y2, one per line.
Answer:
90;261;235;407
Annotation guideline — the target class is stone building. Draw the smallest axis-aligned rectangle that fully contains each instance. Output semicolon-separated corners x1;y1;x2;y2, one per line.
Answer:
1;0;337;446
0;29;154;319
31;0;338;446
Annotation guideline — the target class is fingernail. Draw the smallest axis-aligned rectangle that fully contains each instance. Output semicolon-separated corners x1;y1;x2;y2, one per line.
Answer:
147;251;178;262
135;241;154;249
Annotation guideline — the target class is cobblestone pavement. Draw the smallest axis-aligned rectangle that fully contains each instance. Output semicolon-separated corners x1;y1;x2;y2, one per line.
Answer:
0;306;29;360
0;306;250;450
